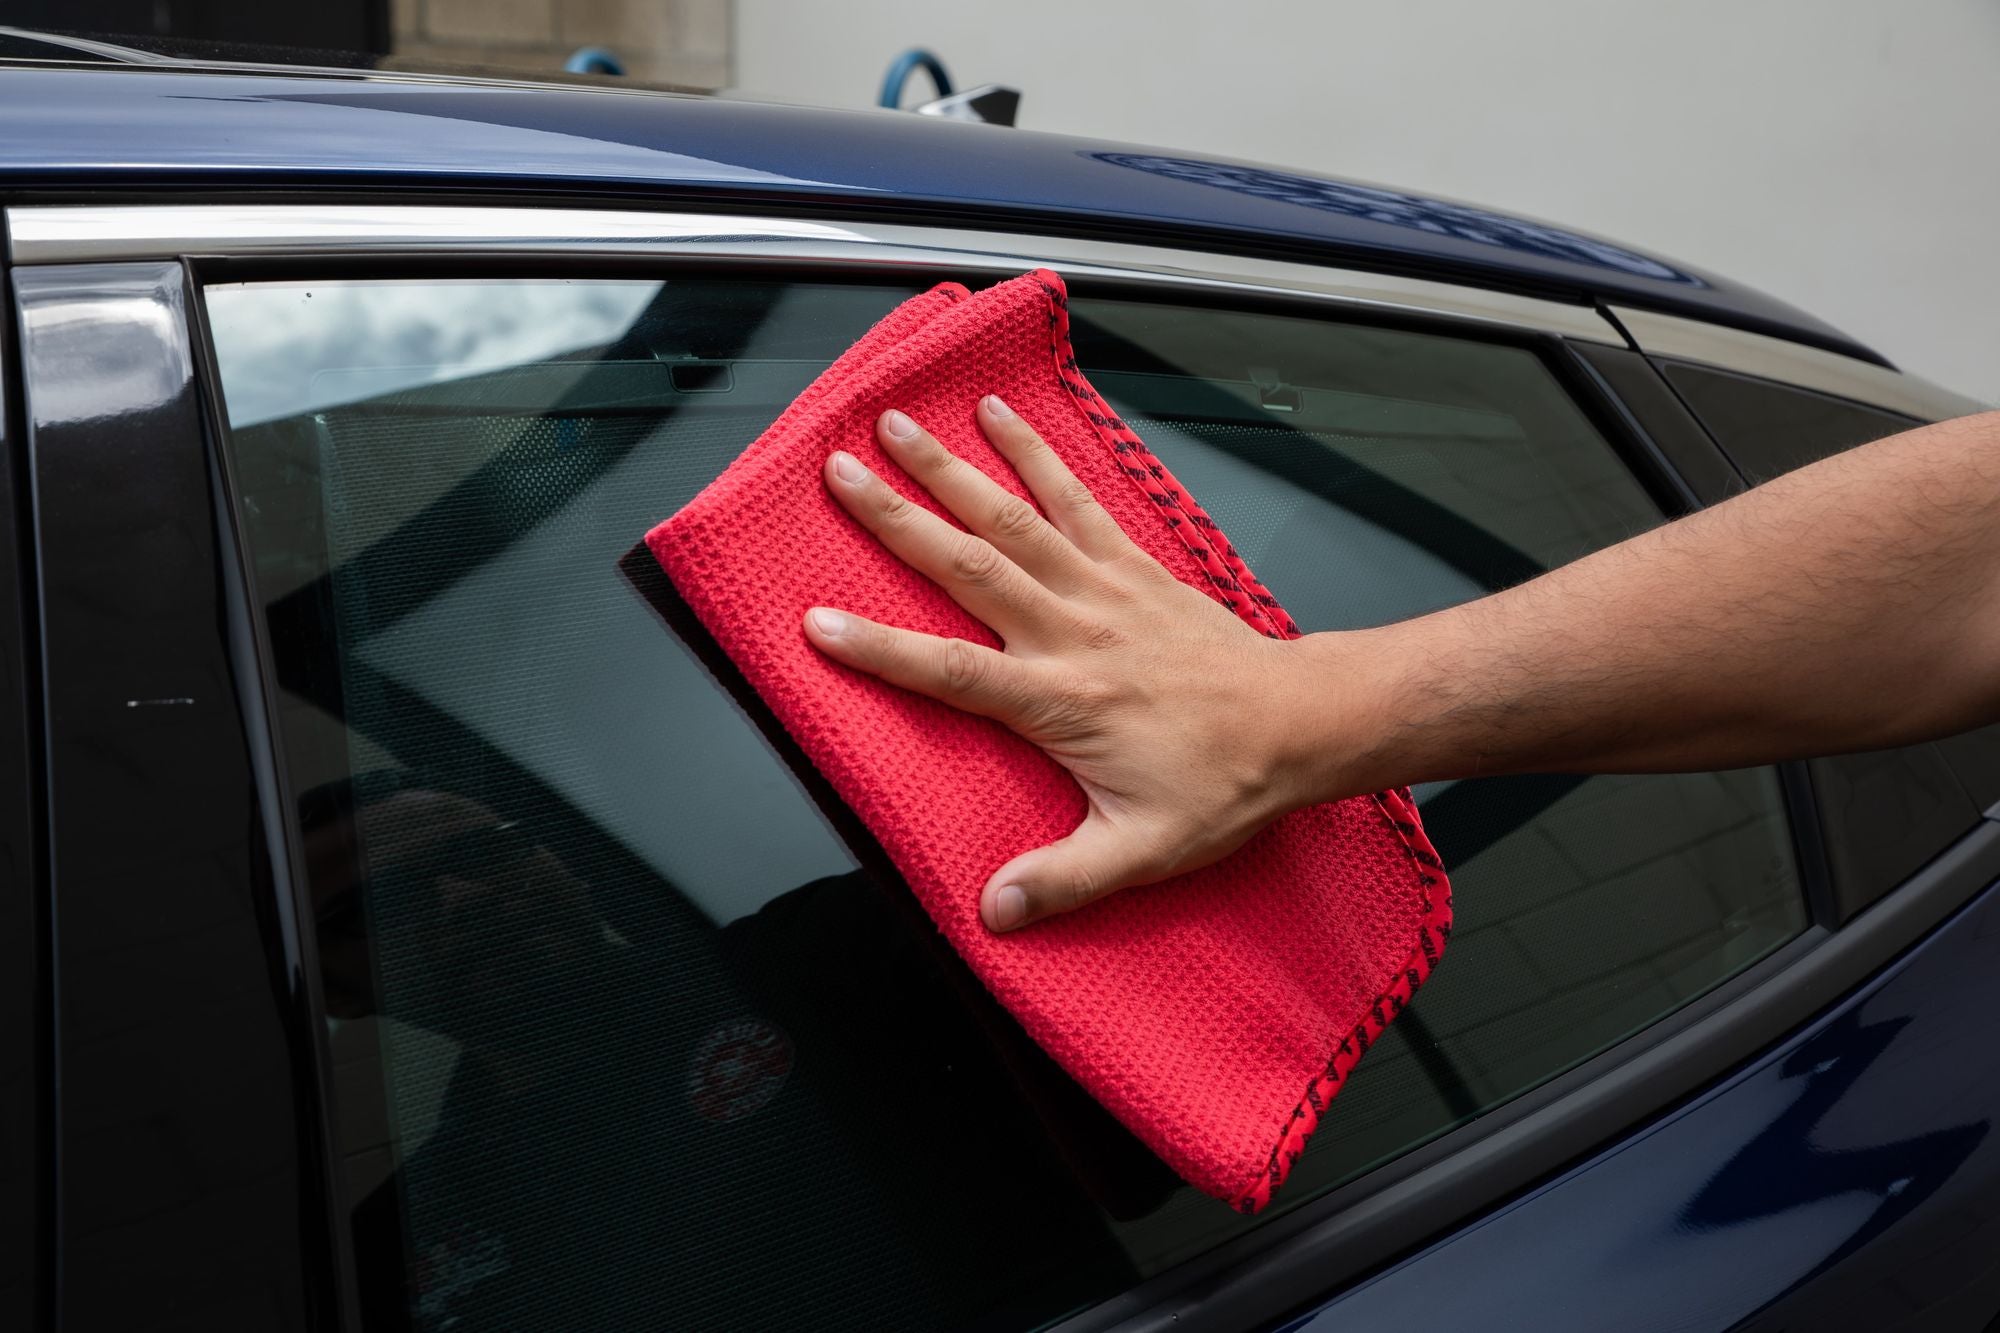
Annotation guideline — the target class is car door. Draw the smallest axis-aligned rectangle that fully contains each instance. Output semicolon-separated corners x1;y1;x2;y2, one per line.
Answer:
10;201;1996;1332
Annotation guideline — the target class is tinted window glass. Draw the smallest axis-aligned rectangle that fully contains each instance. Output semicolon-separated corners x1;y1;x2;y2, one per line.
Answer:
207;277;1805;1330
1659;360;1985;912
1660;359;1917;482
1936;724;2000;813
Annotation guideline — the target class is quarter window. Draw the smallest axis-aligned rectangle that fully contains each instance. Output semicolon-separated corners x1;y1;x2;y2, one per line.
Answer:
1658;359;1917;483
206;274;1805;1330
1657;359;1984;915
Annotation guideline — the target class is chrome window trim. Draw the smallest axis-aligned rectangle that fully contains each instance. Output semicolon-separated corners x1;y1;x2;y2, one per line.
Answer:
1612;304;1991;422
0;24;183;64
5;203;1623;343
14;209;1986;423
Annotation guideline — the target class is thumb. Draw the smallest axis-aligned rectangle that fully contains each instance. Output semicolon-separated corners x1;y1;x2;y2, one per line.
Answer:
981;811;1156;933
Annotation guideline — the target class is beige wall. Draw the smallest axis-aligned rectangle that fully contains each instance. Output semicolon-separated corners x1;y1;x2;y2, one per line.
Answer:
390;0;728;88
735;0;1999;405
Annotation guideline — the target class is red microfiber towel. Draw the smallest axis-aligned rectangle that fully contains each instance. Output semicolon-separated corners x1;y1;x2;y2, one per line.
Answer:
645;271;1451;1212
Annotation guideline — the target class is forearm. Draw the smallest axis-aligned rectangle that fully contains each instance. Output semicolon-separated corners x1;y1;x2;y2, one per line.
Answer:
810;398;2000;928
1316;410;2000;793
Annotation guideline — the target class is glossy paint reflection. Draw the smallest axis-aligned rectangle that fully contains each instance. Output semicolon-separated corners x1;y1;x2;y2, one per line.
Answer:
1293;878;2000;1331
0;66;1866;357
1089;152;1702;285
16;277;193;427
1681;1008;1986;1287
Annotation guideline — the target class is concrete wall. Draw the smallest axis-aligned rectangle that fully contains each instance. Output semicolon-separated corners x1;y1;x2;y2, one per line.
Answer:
389;0;728;87
735;0;1999;404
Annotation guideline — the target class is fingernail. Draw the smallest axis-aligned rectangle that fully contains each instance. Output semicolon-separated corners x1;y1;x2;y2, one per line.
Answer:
881;409;918;439
983;394;1014;419
990;884;1027;931
830;451;868;485
809;607;847;637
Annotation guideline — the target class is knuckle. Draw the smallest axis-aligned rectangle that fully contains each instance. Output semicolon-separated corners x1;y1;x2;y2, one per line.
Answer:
1071;670;1120;710
1059;868;1103;915
1053;477;1098;513
1074;617;1129;653
937;638;988;695
874;486;914;523
1009;431;1052;464
988;495;1042;543
909;436;952;476
948;538;1006;587
1087;566;1141;608
845;616;889;659
1030;669;1113;734
1109;545;1169;583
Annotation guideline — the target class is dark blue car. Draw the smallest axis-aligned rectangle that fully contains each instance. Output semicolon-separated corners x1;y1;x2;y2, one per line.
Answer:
1;33;1995;1333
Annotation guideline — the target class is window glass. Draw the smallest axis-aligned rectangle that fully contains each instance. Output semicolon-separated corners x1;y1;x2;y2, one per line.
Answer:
1658;362;1987;913
207;276;1805;1331
1659;359;1917;483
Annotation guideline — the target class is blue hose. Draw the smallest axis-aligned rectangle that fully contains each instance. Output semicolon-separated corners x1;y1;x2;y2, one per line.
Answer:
878;48;952;108
565;47;626;76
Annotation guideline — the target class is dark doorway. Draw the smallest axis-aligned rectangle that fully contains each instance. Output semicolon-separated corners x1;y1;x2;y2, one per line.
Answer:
2;0;390;58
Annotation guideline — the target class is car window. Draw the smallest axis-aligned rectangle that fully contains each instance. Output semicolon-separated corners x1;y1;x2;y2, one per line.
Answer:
1657;358;1918;483
206;275;1806;1331
1659;359;1986;914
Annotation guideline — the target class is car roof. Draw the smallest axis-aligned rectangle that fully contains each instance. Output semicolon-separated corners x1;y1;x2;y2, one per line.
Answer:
0;59;1880;364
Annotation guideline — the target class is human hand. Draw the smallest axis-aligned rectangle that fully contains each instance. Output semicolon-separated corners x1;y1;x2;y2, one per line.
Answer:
804;395;1366;932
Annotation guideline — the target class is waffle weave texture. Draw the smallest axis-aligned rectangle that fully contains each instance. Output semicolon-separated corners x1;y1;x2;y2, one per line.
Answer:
644;270;1452;1212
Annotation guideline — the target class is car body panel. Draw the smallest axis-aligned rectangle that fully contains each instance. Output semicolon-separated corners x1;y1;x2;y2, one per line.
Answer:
0;64;1879;363
1285;871;2000;1333
11;260;332;1330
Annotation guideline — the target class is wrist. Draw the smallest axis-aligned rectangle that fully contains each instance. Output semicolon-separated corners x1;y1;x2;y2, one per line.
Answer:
1271;626;1427;805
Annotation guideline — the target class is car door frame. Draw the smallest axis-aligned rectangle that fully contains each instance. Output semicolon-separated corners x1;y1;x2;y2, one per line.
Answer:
0;208;52;1333
10;256;344;1333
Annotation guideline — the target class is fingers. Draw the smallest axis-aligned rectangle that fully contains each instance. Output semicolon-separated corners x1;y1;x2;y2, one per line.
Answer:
824;448;1060;640
976;395;1134;559
803;605;1039;722
876;408;1091;589
980;810;1155;932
